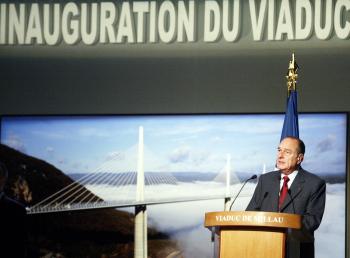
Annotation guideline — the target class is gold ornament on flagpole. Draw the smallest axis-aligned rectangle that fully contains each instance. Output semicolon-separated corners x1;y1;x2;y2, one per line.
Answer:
286;53;299;96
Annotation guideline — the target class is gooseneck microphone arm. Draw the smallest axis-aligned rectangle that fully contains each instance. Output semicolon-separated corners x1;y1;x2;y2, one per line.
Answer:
287;189;296;214
256;191;268;211
229;174;257;211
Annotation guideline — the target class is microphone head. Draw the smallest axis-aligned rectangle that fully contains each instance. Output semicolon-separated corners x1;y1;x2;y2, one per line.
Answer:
250;174;257;180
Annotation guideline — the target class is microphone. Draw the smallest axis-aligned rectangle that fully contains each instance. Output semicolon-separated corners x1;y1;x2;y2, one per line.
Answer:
255;191;269;211
229;174;257;211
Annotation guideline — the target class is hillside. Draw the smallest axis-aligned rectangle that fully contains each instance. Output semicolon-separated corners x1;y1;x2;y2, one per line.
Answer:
0;144;180;258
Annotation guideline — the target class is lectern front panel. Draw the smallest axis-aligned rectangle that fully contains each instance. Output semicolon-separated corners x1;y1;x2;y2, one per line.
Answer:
220;228;286;258
205;211;300;258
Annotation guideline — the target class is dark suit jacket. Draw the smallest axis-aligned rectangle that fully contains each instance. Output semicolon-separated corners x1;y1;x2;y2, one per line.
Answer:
0;193;28;257
246;168;326;258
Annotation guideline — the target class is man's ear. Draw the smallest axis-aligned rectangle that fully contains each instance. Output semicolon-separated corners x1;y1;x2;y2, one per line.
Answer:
297;153;304;164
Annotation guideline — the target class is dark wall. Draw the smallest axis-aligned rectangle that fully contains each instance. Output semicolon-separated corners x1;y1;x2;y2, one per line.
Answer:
1;51;349;115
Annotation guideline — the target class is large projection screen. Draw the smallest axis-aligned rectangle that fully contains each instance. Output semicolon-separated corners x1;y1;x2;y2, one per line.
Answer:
0;113;347;258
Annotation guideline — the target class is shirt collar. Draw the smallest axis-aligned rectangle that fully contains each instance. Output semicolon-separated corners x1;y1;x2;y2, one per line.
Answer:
281;170;298;181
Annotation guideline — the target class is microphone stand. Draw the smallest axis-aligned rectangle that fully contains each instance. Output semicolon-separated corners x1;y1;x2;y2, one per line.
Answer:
229;175;257;211
287;189;296;214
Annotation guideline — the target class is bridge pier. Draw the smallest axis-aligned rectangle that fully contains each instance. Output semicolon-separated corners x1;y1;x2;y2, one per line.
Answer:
135;205;147;258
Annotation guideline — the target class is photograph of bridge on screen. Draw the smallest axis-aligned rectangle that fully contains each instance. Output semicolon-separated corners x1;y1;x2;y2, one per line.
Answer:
0;114;346;258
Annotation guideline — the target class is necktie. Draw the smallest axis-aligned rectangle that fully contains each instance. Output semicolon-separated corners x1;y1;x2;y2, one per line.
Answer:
279;176;290;210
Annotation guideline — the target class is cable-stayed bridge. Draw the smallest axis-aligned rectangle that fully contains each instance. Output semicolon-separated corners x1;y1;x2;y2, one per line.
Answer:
27;168;247;214
27;130;250;215
27;171;187;214
25;126;259;258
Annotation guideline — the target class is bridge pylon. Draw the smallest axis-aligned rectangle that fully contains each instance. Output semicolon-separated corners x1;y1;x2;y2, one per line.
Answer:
134;126;147;258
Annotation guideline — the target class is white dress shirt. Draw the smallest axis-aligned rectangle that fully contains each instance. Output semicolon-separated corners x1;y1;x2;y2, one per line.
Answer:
279;170;298;191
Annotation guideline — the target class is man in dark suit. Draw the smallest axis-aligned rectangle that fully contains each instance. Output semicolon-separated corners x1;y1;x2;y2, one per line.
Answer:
0;162;28;257
246;137;326;258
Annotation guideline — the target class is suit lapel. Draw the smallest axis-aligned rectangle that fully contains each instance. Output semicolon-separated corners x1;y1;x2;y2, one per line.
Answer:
280;169;305;212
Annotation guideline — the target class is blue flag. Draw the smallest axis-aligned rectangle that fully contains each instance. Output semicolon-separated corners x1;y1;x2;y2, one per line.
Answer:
280;90;299;141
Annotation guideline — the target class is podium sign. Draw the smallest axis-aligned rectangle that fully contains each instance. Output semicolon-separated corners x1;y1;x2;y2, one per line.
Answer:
205;211;301;258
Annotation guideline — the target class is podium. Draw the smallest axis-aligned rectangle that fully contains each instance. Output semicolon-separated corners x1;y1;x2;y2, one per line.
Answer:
205;211;301;258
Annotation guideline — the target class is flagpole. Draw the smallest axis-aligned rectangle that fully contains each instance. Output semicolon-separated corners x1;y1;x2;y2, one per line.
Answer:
286;52;299;97
280;53;300;141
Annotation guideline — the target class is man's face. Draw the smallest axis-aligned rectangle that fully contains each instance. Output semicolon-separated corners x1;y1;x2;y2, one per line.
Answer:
276;138;304;174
